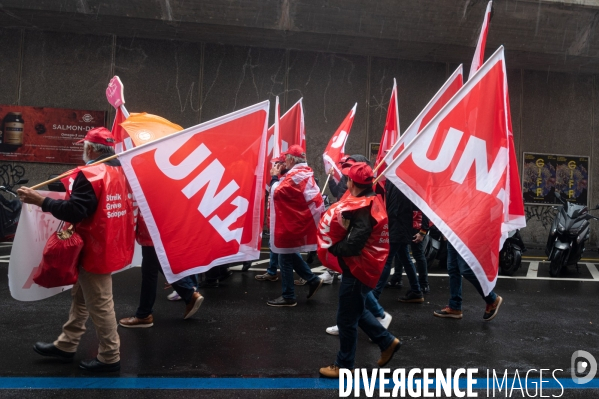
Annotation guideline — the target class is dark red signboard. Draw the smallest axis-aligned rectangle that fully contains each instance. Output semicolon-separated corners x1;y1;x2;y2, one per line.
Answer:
0;105;106;164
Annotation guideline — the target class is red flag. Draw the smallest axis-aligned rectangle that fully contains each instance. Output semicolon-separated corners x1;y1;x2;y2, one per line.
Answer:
387;66;463;161
323;103;356;183
469;1;493;80
118;101;270;283
375;79;400;172
383;47;525;295
263;98;305;190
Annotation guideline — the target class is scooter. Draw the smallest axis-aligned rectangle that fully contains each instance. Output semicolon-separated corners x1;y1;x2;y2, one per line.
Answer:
499;230;526;276
0;178;28;242
545;192;599;277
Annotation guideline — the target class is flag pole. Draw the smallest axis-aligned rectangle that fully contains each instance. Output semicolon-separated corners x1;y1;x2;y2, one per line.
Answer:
29;155;119;190
321;173;331;196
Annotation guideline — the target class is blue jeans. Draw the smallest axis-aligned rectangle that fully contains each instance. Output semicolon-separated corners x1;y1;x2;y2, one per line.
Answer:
278;253;317;300
364;242;398;318
136;246;197;318
396;239;429;287
336;271;396;369
266;250;278;276
396;244;421;294
447;243;497;311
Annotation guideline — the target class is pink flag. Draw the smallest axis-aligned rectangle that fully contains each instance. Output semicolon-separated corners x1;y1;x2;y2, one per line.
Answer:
119;101;270;283
384;47;525;295
263;98;305;190
388;66;463;161
323;103;356;183
375;79;400;172
469;1;493;80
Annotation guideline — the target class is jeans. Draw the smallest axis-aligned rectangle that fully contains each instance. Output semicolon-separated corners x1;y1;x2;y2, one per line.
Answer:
396;240;429;288
278;253;317;300
396;244;421;294
446;243;497;311
266;249;278;276
136;246;197;318
336;271;396;369
363;243;398;318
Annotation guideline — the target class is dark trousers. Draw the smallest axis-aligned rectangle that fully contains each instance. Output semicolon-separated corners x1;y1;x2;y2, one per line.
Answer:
135;246;196;319
336;270;396;369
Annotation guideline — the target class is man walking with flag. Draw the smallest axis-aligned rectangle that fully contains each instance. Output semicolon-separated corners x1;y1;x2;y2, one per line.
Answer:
268;145;325;307
318;163;399;378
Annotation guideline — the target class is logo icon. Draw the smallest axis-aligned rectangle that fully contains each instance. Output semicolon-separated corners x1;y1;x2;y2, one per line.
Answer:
571;350;597;384
81;114;94;123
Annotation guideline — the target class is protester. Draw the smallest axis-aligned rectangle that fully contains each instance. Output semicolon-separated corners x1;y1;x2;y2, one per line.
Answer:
18;127;134;372
434;242;503;320
319;162;400;378
255;155;286;282
267;145;324;307
119;216;204;328
327;155;352;201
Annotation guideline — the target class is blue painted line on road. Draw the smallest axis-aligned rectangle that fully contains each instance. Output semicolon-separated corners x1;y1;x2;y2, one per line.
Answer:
0;377;598;390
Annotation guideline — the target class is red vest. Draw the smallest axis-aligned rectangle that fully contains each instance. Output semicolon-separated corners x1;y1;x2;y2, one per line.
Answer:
317;195;389;288
69;164;135;274
136;214;153;246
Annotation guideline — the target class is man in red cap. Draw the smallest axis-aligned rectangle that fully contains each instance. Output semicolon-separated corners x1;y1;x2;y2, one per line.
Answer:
268;144;325;306
319;162;400;378
18;127;135;372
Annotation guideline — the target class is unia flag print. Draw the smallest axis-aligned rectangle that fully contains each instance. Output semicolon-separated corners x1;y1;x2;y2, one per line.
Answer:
383;47;525;295
119;101;270;283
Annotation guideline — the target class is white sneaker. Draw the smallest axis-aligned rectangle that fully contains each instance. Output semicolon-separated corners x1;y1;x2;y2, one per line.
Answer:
326;325;339;336
377;312;393;330
167;291;181;301
320;271;334;285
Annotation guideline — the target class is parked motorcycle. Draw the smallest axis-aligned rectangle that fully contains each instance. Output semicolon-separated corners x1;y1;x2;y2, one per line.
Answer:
545;192;599;277
499;230;526;276
0;178;28;242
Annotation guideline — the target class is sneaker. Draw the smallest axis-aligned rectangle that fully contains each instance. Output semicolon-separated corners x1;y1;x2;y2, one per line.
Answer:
307;277;323;299
306;252;315;264
319;364;342;378
320;271;334;285
167;291;181;301
294;278;307;286
119;315;154;328
183;292;204;319
398;291;424;303
378;338;401;367
434;306;463;319
255;272;278;282
377;312;393;330
241;261;252;271
267;296;297;307
483;296;503;321
325;325;339;336
421;284;431;294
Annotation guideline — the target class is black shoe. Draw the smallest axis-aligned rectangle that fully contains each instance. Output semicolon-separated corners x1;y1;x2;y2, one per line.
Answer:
307;277;323;299
421;284;431;294
241;262;252;272
33;342;75;362
79;358;120;372
386;280;403;288
267;296;297;307
398;291;424;303
197;279;219;288
306;251;315;264
218;270;233;281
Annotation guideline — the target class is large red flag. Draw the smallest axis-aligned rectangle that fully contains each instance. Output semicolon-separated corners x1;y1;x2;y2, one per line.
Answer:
375;79;400;172
263;98;305;190
119;101;270;283
323;103;356;183
387;66;463;162
469;1;493;81
383;47;525;295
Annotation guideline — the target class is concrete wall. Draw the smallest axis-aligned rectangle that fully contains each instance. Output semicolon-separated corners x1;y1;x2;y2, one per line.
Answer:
1;28;597;247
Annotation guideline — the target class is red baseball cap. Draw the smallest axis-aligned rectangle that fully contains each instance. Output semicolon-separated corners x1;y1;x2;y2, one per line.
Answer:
347;162;374;185
271;155;286;163
282;144;306;158
77;127;116;147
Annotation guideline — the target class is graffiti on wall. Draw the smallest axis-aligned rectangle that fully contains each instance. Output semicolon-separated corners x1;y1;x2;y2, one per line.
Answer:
0;164;25;188
524;205;557;230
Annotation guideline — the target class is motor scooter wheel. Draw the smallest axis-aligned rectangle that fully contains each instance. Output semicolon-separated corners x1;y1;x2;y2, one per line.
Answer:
500;246;521;276
549;249;565;277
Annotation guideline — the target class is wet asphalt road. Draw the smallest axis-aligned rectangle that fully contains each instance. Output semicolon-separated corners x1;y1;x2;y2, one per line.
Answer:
1;247;598;398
